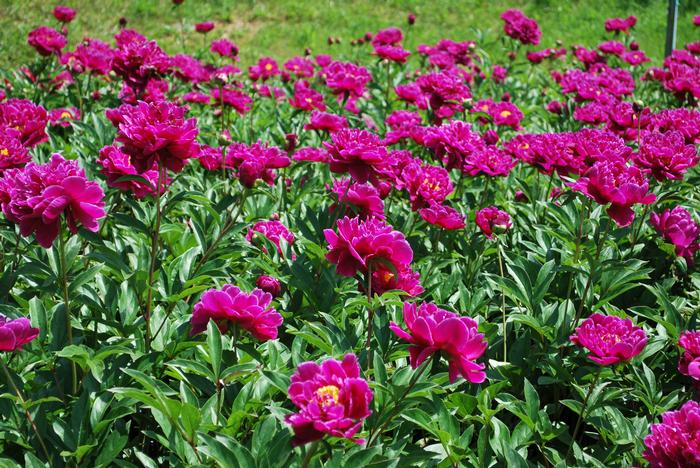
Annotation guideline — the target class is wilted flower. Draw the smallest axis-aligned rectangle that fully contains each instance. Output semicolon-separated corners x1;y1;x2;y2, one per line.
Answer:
475;206;512;239
0;315;39;352
419;203;465;230
27;26;67;56
390;301;487;383
246;219;295;256
0;98;49;148
190;285;282;340
650;207;700;266
285;353;372;445
256;275;282;297
98;145;166;199
634;131;699;181
0;154;105;248
643;400;700;467
570;313;647;365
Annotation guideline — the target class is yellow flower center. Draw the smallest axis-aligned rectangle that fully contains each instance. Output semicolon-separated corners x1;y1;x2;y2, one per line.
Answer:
60;111;72;119
481;105;489;112
0;148;8;157
500;110;512;118
316;385;340;406
305;97;312;103
265;63;273;71
382;271;395;283
422;178;440;192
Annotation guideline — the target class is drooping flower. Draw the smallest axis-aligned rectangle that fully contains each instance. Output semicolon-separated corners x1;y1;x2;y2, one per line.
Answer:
679;331;700;381
634;131;699;181
390;301;487;383
324;128;388;184
246;220;295;256
107;100;199;174
256;275;282;297
27;26;67;56
570;313;647;365
419;203;465;230
190;285;282;340
331;178;385;220
475;206;512;239
97;145;166;199
643;400;700;467
571;159;655;227
227;141;291;187
53;5;76;23
0;315;39;352
285;353;373;446
500;9;541;45
0;127;30;174
650;207;700;266
0;99;49;148
0;154;105;248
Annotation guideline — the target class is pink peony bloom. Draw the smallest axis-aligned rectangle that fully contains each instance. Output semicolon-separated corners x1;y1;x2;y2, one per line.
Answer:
370;264;423;297
170;54;211;83
623;50;650;66
650;207;700;266
0;127;30;174
210;87;253;115
27;26;67;56
182;91;211;104
650;108;700;145
679;331;700;381
324;61;372;98
423;120;485;171
246;220;295;256
289;80;325;111
285;353;372;446
634;131;699;181
48;107;80;127
284;56;315;78
492;65;507;83
419;203;465;230
248;57;280;81
304;111;347;133
475;206;512;239
0;154;105;248
570;313;647;365
195;22;215;33
463;146;516;177
62;38;114;76
256;275;282;297
53;6;76;23
293;147;330;163
112;40;171;97
643;400;700;467
331;178;385;220
500;9;541;45
324;216;413;278
324;128;388;184
98;145;166;199
598;40;626;56
227;141;290;187
390;301;487;383
416;69;471;122
107;100;199;174
0;315;39;352
190;285;282;340
0;98;49;148
373;45;411;63
571;159;655;227
210;39;238;58
605;16;637;33
399;163;454;210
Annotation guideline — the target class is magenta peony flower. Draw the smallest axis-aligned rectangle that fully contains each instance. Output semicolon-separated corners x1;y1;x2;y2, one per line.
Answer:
373;45;411;63
463;146;516;177
98;145;166;199
170;54;211;83
293;147;330;163
227;141;290;187
210;38;238;58
324;61;372;98
304;111;347;133
182;91;211;104
27;26;67;56
492;65;507;82
53;6;76;23
390;301;487;383
284;56;315;78
248;57;280;81
650;108;700;145
256;275;282;297
419;203;465;230
598;40;626;56
423;120;485;171
643;400;700;467
399;163;454;210
416;69;471;122
289;80;325;111
324;128;388;184
571;159;655;227
679;331;700;381
0;99;49;148
112;40;171;96
605;16;637;33
246;220;295;256
0;315;39;352
500;9;541;45
190;285;282;340
210;87;253;115
570;313;647;365
195;22;214;33
324;216;413;278
370;264;423;297
634;131;699;181
285;353;372;446
107;100;199;174
475;206;512;239
0;154;105;248
331;178;385;220
48;107;80;127
650;207;700;266
0;127;30;174
62;39;114;75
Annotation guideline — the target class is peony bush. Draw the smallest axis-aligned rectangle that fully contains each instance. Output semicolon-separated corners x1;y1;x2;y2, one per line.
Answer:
0;3;699;467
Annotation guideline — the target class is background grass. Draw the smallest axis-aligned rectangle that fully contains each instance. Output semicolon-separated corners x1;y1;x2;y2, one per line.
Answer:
0;0;697;68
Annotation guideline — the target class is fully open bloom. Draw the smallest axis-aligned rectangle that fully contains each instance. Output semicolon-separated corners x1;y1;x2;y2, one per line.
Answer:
419;203;465;230
570;313;647;365
324;128;388;184
500;9;541;45
289;80;325;111
285;354;372;446
248;57;280;81
107;100;199;173
48;107;80;127
650;207;700;266
0;127;30;174
416;69;471;121
210;39;238;58
98;145;165;199
643;400;700;467
634;131;699;181
246;220;295;256
190;285;282;340
0;154;105;248
475;206;512;239
571;159;655;227
324;61;372;98
53;5;76;23
423;120;485;171
0;315;39;352
331;178;385;220
399;163;453;209
390;302;487;383
27;26;67;56
305;111;347;133
679;331;700;381
210;87;253;115
227;142;290;187
0;99;49;148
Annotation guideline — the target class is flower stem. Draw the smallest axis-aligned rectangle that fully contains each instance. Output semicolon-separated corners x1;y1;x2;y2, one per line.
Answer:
365;263;374;373
144;163;165;351
57;225;76;394
496;239;507;360
567;368;601;457
300;440;320;468
572;219;611;328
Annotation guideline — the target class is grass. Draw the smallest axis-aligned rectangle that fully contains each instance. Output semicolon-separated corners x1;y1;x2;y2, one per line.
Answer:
0;0;697;69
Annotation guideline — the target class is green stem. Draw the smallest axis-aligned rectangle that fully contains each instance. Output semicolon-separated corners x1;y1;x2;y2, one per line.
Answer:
300;440;320;468
567;368;601;457
144;163;165;351
565;198;592;303
57;226;76;394
497;240;507;360
573;219;611;328
365;263;374;373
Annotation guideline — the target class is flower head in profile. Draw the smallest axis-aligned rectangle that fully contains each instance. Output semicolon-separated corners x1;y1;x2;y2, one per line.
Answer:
53;6;76;23
679;331;700;381
304;111;347;133
0;99;49;148
650;207;700;266
195;22;214;33
98;145;166;199
0;154;105;248
475;206;512;239
190;285;282;340
419;203;465;230
256;275;282;297
634;131;699;181
390;301;487;383
500;9;541;45
210;39;238;58
643;400;700;467
210;87;253;115
570;313;647;365
605;16;637;33
0;315;39;352
285;354;372;446
289;80;325;112
28;26;67;56
246;220;295;256
227;141;290;187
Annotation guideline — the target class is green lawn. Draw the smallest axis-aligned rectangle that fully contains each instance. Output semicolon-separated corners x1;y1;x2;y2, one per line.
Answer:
0;0;697;68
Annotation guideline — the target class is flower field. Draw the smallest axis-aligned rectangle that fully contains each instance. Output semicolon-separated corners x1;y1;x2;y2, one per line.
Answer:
0;3;699;467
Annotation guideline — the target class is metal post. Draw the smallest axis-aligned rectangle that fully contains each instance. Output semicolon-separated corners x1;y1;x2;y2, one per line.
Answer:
665;0;678;57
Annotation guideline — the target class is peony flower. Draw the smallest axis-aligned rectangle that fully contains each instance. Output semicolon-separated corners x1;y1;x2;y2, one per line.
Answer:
331;178;385;220
423;120;485;171
190;285;282;340
62;39;114;76
399;163;453;210
605;16;637;33
643;400;700;467
246;220;295;256
285;354;372;446
390;301;487;383
256;276;282;297
492;65;507;83
112;40;171;97
293;147;330;163
463;146;516;177
679;331;700;381
304;111;347;133
98;145;166;199
27;26;67;56
210;87;253;115
0;315;39;352
0;127;30;174
227;141;290;187
571;159;655;227
650;207;700;266
370;264;423;297
0;99;49;148
48;107;80;127
171;54;211;83
324;216;413;278
289;80;325;111
634;131;699;181
416;69;471;122
284;56;315;78
373;45;411;63
570;313;647;365
324;61;372;98
210;39;238;58
500;9;541;45
324;128;388;184
107;100;199;174
195;22;215;33
53;6;76;23
419;203;465;230
0;154;105;248
475;206;512;239
248;57;280;81
182;91;211;104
